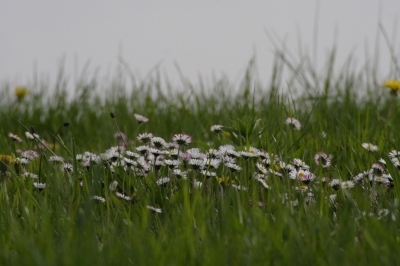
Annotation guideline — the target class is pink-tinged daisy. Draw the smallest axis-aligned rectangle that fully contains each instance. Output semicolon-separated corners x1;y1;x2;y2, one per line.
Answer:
353;171;369;183
371;163;385;175
21;150;39;160
210;124;223;133
172;134;192;146
297;171;315;185
362;143;378;152
341;180;355;189
314;152;332;168
134;113;149;124
147;205;162;213
137;133;153;144
8;132;23;142
285;117;301;130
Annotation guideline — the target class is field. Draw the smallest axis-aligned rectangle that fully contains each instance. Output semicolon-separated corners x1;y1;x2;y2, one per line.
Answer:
1;46;400;265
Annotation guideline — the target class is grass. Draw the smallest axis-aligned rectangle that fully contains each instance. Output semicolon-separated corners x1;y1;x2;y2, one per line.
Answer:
0;42;400;266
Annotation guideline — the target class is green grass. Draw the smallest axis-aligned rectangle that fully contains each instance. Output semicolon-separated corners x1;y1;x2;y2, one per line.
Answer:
0;44;400;266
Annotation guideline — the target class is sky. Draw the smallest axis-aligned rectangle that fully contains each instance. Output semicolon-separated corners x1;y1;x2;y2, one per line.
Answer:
0;1;399;91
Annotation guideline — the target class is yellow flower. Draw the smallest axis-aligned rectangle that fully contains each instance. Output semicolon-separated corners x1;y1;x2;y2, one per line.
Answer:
382;80;400;95
222;131;231;138
216;176;234;187
14;86;30;100
0;154;16;172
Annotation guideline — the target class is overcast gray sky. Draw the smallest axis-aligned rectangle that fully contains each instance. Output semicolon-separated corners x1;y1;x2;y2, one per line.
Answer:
1;1;399;90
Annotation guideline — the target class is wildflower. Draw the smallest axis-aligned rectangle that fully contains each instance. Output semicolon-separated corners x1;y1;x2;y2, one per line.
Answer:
8;132;23;142
0;155;16;172
225;162;242;172
116;192;132;201
210;125;223;133
371;163;385;175
341;180;355;189
163;159;180;169
204;158;221;169
134;113;149;124
329;179;341;190
188;159;205;170
254;175;270;189
25;131;40;141
200;170;217;178
187;148;205;159
362;143;378;152
151;137;167;149
172;169;188;179
49;156;64;164
156;177;170;186
329;194;337;203
137;133;153;144
136;145;149;155
61;163;73;174
298;171;315;185
109;180;118;191
225;149;241;158
147;205;162;213
285;117;301;130
256;162;269;174
292;158;309;170
20;150;39;160
382;80;400;95
314;152;332;168
216;176;232;187
232;184;248;191
22;172;38;179
33;182;46;189
388;150;400;160
295;185;308;193
15;86;30;100
193;180;203;189
240;148;259;159
172;134;192;146
91;196;106;203
322;131;327;138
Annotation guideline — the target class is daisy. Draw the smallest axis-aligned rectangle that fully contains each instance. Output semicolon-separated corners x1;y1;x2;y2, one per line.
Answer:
313;152;332;168
134;113;149;124
156;177;170;186
61;163;73;174
137;133;153;143
164;159;181;169
362;143;378;152
22;172;38;179
255;162;269;174
151;137;167;149
285;117;301;130
172;134;192;146
147;205;162;213
329;179;341;190
25;131;40;141
21;150;39;160
109;180;118;191
172;169;188;179
116;192;132;201
210;125;223;133
49;155;64;164
232;184;248;191
33;182;46;189
8;132;23;142
341;180;355;189
188;159;205;170
225;162;242;172
91;196;106;203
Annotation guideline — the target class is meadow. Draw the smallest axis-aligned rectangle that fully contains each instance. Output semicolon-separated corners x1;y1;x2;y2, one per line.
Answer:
1;45;400;265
